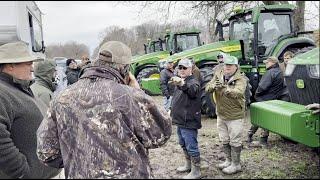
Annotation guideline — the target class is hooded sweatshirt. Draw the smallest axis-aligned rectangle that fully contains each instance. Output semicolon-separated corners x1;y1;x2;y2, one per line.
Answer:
31;60;56;106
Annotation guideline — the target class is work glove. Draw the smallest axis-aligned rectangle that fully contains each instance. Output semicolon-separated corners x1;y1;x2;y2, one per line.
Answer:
205;83;215;93
169;76;185;86
214;78;226;90
305;103;320;114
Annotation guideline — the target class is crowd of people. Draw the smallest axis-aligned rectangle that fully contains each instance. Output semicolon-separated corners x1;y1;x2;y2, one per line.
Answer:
0;40;318;179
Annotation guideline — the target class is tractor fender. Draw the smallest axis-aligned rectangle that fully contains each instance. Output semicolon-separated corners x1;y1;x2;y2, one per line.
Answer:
272;38;316;58
135;64;158;76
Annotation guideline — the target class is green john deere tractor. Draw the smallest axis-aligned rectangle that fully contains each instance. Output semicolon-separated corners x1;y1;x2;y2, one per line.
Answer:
158;4;316;118
251;47;319;148
130;30;202;95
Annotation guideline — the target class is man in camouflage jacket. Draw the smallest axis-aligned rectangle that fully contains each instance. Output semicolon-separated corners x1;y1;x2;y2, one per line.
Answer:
36;41;172;179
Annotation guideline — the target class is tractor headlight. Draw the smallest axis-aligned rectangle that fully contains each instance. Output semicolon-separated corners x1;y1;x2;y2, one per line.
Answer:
308;64;320;79
284;63;296;76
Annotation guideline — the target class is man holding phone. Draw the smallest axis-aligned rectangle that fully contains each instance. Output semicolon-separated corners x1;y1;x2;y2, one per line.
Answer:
36;41;172;178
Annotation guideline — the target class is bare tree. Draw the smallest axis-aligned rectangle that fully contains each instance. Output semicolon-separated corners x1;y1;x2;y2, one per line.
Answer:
45;41;90;59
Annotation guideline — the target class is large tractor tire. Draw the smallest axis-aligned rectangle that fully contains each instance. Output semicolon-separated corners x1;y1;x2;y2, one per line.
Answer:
136;67;160;95
200;67;216;118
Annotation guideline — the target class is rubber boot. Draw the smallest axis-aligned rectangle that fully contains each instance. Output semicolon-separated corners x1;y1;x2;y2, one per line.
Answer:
247;133;253;143
183;155;201;179
222;146;242;174
260;136;268;148
176;150;191;173
218;144;231;169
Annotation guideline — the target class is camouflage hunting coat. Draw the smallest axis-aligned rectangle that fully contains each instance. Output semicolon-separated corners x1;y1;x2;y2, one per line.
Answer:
37;66;172;179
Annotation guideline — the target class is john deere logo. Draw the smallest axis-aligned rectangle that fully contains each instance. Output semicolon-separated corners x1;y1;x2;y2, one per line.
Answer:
296;79;305;89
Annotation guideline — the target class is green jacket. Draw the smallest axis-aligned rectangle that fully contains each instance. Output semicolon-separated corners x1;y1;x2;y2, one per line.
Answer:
206;67;247;120
31;60;56;107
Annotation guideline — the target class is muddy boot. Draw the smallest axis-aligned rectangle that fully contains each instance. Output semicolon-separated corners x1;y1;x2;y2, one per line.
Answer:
247;133;253;143
260;136;268;148
218;144;231;169
222;146;242;174
183;155;201;179
177;150;191;173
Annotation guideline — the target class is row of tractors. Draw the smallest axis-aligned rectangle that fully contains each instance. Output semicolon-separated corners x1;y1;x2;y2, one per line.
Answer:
129;4;319;148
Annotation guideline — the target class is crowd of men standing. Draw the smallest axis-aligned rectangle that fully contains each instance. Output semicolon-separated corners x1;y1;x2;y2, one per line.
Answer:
0;40;315;179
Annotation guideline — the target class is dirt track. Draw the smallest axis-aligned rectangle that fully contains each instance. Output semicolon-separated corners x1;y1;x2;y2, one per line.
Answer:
149;96;320;179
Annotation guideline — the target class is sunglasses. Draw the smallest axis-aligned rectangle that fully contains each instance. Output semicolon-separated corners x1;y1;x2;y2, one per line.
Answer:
178;66;188;70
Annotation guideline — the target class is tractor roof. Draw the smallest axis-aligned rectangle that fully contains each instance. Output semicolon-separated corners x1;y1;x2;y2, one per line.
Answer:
229;4;296;23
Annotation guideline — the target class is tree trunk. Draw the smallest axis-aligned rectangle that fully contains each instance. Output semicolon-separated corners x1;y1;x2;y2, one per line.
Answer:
294;1;305;32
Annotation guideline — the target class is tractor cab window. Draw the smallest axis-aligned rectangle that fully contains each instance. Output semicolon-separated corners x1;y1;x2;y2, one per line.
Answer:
230;14;254;59
28;12;44;52
258;13;291;55
175;34;200;53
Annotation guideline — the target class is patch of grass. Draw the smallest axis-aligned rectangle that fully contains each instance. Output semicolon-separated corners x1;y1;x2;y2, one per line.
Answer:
266;148;283;161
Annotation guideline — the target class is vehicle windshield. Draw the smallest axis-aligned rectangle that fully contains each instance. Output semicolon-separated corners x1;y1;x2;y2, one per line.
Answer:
230;14;254;58
175;34;200;53
258;12;292;55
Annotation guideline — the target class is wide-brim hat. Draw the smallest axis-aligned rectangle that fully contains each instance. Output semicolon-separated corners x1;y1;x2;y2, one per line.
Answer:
0;41;44;64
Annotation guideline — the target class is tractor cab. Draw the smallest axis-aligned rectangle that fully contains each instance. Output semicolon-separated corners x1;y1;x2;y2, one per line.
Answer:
215;4;315;94
144;39;166;54
164;30;201;55
217;4;298;63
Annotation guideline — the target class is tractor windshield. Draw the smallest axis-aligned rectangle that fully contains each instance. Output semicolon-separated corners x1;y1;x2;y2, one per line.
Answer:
175;34;200;53
230;14;254;59
258;12;292;55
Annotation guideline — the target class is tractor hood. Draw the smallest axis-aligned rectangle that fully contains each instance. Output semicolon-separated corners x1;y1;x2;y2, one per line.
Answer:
165;40;242;64
289;47;319;65
131;51;170;64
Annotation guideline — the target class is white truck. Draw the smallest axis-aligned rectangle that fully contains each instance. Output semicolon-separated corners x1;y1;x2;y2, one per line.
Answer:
0;1;45;59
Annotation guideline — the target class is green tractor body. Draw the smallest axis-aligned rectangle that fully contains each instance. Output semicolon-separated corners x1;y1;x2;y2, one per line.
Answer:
134;4;317;120
251;48;319;147
130;30;202;95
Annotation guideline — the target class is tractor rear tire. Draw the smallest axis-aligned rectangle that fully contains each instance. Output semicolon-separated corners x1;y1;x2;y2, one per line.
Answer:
200;67;216;118
136;67;160;95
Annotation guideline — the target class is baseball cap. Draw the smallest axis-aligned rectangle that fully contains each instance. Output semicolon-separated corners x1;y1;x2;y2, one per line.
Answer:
178;58;193;68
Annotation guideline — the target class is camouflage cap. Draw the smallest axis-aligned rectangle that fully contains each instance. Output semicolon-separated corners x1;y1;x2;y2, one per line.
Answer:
263;56;279;64
0;41;44;64
224;55;238;65
178;58;193;68
98;41;132;65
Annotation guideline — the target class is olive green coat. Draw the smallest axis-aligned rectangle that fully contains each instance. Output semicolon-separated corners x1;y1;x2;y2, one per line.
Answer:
206;67;247;120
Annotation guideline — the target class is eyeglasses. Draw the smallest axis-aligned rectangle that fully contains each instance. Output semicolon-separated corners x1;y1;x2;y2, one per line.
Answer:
178;66;188;70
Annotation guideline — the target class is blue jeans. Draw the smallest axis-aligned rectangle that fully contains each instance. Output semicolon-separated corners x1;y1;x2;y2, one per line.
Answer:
163;96;172;112
177;127;200;157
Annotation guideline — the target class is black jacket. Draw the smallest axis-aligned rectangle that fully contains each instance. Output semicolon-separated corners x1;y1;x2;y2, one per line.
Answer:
171;75;202;129
0;73;60;179
255;63;288;102
66;67;80;85
160;68;175;97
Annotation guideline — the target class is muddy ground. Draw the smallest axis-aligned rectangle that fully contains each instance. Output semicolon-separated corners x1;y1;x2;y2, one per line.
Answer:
149;96;320;179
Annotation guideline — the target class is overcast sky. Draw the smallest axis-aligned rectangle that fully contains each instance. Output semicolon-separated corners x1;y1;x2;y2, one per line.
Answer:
36;1;319;56
36;1;189;55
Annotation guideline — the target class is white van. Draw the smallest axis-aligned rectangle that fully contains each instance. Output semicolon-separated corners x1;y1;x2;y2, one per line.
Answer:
0;1;45;59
